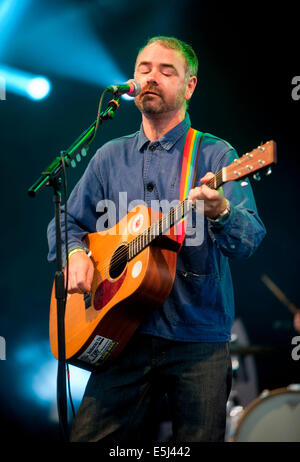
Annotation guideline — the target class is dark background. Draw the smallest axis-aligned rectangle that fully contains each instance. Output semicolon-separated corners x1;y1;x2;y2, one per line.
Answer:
0;0;299;441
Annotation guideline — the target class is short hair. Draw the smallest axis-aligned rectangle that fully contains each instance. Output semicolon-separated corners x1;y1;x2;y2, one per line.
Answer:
137;36;198;79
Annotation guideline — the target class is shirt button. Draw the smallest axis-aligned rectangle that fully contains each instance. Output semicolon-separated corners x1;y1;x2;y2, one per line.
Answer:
147;183;154;192
149;144;156;152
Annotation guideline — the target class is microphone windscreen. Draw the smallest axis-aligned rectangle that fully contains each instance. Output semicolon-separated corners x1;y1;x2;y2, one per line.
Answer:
127;79;141;97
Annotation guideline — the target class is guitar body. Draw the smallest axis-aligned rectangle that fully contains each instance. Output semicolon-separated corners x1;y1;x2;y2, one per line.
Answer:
49;204;179;371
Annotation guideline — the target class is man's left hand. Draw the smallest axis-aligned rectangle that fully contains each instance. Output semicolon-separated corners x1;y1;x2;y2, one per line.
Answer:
188;172;228;219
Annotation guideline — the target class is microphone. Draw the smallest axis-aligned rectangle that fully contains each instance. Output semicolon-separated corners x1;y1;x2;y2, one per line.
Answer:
106;79;141;97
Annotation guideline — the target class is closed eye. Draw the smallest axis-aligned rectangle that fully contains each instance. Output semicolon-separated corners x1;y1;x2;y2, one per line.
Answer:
136;62;178;76
160;64;177;76
137;62;151;73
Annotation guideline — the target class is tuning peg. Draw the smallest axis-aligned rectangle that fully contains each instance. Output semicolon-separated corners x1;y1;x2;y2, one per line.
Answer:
81;147;88;157
265;167;272;176
253;172;261;181
70;159;77;168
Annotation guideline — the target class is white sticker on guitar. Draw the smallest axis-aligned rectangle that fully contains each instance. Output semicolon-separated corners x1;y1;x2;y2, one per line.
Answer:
78;335;118;365
129;213;143;234
132;261;142;278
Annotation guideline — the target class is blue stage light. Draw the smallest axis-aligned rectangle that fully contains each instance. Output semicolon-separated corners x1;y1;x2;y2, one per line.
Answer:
27;76;51;100
14;340;90;410
0;65;51;100
8;5;134;101
122;94;135;102
0;0;12;21
0;0;31;61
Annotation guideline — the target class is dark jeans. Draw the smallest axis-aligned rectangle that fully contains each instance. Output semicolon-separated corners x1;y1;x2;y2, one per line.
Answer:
70;333;232;442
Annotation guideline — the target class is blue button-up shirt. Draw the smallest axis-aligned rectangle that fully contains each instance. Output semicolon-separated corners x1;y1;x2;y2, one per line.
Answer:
47;114;266;342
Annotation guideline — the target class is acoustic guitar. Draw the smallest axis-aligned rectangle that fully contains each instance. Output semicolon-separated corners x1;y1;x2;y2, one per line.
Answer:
49;140;276;371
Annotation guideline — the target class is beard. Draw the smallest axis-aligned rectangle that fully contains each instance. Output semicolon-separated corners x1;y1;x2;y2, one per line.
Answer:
134;85;186;115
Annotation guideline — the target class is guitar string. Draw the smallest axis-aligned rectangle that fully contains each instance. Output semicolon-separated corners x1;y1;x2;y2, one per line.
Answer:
91;198;190;276
88;148;272;275
90;171;224;276
93;171;224;275
94;171;224;275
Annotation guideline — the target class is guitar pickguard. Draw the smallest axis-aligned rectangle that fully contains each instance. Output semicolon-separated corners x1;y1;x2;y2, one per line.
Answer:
93;269;127;311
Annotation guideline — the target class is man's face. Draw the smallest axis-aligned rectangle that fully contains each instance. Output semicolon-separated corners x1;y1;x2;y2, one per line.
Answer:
134;42;192;116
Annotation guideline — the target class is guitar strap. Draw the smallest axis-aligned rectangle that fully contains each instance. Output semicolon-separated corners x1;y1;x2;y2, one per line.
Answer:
176;128;205;245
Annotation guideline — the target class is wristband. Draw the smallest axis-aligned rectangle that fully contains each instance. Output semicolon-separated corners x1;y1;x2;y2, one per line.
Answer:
68;248;86;258
67;248;92;260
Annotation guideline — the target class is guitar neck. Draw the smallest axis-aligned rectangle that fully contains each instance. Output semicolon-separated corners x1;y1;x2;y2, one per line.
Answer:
128;169;224;260
205;170;225;190
128;139;277;261
128;199;188;260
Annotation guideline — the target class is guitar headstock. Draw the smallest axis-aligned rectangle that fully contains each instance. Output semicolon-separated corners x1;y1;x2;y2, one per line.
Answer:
224;140;277;183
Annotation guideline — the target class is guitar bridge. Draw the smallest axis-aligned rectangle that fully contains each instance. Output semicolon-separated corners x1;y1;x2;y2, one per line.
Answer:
83;291;92;310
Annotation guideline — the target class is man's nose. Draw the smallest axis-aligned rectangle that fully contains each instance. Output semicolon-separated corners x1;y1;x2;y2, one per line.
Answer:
145;76;158;87
145;68;160;85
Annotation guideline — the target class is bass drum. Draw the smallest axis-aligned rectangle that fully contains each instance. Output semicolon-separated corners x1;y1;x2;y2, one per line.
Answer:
231;385;300;442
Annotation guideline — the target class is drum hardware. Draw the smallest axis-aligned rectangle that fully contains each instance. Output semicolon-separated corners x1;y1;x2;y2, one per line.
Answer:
228;384;300;442
287;383;300;391
226;404;244;442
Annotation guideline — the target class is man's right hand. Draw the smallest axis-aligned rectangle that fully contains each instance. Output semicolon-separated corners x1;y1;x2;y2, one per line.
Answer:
67;251;94;294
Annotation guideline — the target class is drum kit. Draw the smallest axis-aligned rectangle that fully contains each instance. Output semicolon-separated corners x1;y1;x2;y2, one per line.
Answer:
225;274;300;442
226;384;300;442
226;320;300;442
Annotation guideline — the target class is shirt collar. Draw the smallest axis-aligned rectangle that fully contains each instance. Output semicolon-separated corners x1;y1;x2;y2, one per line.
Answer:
137;113;191;152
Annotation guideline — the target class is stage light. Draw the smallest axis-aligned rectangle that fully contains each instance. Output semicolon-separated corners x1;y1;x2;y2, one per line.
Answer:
0;65;51;100
0;0;31;61
27;76;51;100
9;5;133;101
0;0;12;21
122;94;135;102
14;340;90;409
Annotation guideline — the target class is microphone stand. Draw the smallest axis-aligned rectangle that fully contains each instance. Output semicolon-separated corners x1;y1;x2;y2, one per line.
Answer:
27;95;120;441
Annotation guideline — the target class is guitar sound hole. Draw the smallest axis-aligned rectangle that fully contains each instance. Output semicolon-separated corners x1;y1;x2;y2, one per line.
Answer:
109;244;128;279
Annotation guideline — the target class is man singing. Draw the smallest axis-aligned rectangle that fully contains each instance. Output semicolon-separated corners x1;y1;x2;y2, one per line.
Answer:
47;36;266;442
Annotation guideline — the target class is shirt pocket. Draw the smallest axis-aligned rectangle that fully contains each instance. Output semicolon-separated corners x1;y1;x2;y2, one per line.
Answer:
166;175;179;203
165;270;228;327
176;233;221;278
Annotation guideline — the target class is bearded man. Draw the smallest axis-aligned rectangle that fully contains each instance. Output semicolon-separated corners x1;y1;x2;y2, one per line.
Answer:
47;36;266;442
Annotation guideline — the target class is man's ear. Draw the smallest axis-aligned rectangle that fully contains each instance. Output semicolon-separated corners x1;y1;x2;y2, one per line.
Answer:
185;76;197;101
